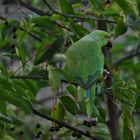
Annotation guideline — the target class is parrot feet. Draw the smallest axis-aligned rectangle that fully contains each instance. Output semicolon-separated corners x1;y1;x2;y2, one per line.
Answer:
103;69;110;79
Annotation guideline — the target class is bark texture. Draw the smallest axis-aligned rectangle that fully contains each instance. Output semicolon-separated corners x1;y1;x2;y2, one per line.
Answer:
97;21;120;140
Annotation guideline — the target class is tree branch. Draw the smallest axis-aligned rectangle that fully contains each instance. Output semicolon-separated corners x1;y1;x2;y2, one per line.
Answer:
10;75;79;87
42;0;117;24
11;76;48;80
32;108;99;140
97;21;120;140
0;16;42;42
12;0;46;16
12;0;72;31
113;51;140;68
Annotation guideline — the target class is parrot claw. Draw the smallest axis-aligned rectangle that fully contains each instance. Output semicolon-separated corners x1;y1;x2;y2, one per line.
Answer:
103;69;110;79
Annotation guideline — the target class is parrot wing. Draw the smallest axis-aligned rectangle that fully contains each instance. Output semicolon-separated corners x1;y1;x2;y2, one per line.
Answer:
86;70;101;88
65;39;104;88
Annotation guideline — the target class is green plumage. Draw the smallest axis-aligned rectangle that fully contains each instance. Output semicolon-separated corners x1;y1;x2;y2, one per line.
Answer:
64;30;111;117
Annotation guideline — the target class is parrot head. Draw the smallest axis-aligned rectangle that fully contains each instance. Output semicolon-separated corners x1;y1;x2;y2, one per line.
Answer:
90;30;112;49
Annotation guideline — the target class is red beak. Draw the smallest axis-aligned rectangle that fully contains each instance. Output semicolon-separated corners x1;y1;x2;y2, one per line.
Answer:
107;39;112;49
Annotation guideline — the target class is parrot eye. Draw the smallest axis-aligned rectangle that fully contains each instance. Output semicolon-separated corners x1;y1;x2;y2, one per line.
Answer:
104;35;110;38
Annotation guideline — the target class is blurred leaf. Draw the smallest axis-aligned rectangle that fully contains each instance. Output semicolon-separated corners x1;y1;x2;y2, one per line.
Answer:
24;80;41;97
0;113;23;125
114;0;138;17
66;84;77;98
135;96;140;109
92;103;100;117
0;64;10;77
32;16;58;33
1;20;19;39
60;96;78;115
51;103;65;125
92;123;109;139
88;0;102;12
0;122;5;138
0;77;13;92
48;65;61;92
78;101;86;114
51;14;65;21
0;89;31;113
0;101;6;114
104;3;122;17
34;37;64;65
2;135;15;140
115;20;127;38
16;44;27;65
71;24;89;37
3;54;20;60
59;0;74;14
121;114;135;140
13;80;35;99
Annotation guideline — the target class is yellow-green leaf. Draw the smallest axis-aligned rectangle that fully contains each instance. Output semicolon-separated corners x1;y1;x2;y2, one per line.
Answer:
60;96;78;115
115;20;127;38
51;103;65;125
59;0;74;14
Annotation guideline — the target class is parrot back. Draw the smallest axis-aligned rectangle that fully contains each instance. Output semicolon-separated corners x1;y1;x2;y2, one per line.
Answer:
65;36;104;88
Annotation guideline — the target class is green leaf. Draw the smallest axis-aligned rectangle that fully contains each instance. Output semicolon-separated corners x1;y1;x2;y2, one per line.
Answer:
114;0;138;17
60;96;78;115
0;89;32;113
32;16;58;33
92;123;109;139
71;24;89;38
66;84;77;98
3;54;20;60
0;113;23;125
88;0;102;12
0;122;5;138
34;37;64;65
78;101;86;114
92;104;100;117
115;20;127;38
0;113;11;123
121;114;135;140
0;64;10;77
59;0;74;14
1;20;19;39
0;101;6;114
48;65;61;92
13;80;35;99
24;80;40;97
16;43;27;65
135;96;140;109
0;77;13;92
8;115;23;125
2;135;15;140
51;103;65;125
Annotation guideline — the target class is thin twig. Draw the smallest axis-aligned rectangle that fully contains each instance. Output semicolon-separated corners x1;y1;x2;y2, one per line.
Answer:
12;0;72;31
13;53;37;74
11;75;48;80
32;108;99;140
12;0;46;16
113;51;140;68
42;0;117;24
19;28;42;42
5;7;21;18
10;75;78;86
0;16;42;42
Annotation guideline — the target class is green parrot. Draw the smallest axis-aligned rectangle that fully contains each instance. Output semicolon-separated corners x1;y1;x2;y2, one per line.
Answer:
64;30;112;117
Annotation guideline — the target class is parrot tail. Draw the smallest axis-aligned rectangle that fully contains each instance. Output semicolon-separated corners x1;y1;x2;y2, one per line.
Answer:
86;88;90;99
85;85;96;117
